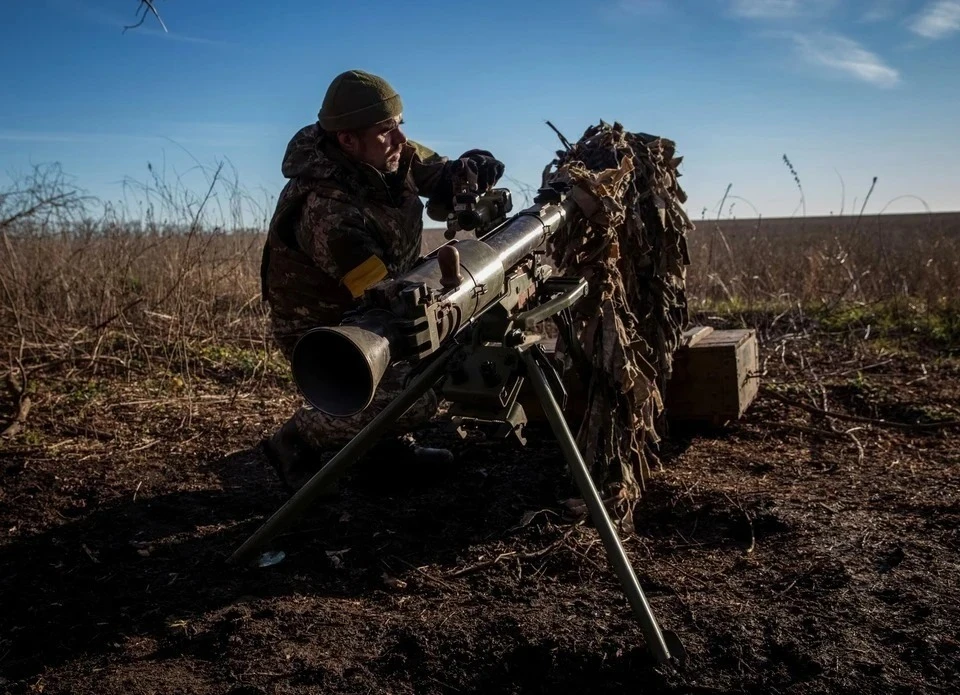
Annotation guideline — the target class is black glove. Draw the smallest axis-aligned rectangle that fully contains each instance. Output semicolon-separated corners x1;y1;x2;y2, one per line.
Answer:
457;149;505;192
448;156;479;193
426;159;476;215
430;151;506;213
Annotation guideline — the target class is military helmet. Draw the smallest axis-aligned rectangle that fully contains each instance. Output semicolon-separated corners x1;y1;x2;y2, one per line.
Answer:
318;70;403;132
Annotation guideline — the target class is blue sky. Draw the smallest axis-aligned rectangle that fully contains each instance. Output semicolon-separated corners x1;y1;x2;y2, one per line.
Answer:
2;0;958;223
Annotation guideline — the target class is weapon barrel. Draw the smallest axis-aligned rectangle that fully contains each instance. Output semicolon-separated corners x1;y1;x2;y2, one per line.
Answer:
292;195;582;416
481;198;576;271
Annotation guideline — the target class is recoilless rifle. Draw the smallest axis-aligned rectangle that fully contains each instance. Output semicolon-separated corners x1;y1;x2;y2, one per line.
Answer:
230;180;687;667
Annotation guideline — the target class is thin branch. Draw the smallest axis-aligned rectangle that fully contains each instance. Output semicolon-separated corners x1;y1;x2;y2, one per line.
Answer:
0;192;77;229
763;387;960;431
851;175;878;239
545;120;573;151
124;0;168;33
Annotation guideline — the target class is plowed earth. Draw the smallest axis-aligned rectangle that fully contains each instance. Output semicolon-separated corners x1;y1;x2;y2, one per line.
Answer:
1;316;958;694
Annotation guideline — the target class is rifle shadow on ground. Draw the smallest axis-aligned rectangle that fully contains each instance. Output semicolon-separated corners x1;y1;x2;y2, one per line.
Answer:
0;425;588;684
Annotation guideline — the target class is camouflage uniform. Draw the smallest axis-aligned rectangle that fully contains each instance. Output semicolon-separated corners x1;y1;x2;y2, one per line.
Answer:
260;123;453;453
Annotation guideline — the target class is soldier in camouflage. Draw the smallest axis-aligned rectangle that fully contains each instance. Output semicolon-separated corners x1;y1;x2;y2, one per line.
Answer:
260;69;505;491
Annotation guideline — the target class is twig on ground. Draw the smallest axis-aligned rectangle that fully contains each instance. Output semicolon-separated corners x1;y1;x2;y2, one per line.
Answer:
832;359;894;378
777;564;818;597
722;493;755;555
57;423;117;442
445;528;578;579
388;556;459;593
844;427;866;465
658;559;708;590
90;298;145;333
763;386;960;431
773;422;857;441
1;361;31;438
446;547;547;579
560;541;607;574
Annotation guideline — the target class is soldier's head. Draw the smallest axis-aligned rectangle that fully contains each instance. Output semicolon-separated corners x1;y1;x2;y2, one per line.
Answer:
319;70;408;173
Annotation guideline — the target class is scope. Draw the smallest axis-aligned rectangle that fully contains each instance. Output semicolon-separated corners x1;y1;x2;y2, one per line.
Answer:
444;188;513;240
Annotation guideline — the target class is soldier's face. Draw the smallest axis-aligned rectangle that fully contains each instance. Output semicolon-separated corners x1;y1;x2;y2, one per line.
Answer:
340;116;407;173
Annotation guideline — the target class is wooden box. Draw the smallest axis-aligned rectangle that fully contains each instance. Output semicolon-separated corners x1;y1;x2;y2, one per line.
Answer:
665;326;759;424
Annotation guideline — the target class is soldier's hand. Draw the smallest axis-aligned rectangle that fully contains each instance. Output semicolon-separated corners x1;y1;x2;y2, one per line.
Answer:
449;157;479;193
457;149;505;192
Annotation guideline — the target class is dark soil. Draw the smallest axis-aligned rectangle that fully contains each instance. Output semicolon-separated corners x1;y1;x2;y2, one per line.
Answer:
1;320;958;694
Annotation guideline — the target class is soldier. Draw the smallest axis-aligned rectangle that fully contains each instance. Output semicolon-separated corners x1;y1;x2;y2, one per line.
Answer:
259;69;505;491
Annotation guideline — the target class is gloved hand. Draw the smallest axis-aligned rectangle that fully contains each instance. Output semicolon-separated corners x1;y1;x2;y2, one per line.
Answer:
457;149;505;192
447;157;479;194
430;150;506;214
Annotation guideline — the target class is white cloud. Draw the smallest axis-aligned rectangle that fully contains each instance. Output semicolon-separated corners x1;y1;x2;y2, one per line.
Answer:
789;33;900;87
909;1;960;39
729;0;835;18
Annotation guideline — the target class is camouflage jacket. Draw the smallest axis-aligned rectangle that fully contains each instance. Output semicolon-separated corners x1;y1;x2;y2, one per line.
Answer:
260;123;452;355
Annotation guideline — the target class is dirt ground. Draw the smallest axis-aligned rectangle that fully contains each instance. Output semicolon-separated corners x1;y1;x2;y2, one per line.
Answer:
1;313;958;695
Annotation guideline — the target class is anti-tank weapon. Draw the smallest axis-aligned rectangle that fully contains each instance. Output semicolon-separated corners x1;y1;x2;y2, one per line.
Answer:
229;182;687;667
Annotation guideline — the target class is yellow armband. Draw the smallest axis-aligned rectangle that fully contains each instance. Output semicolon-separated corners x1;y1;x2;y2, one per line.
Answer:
342;255;388;298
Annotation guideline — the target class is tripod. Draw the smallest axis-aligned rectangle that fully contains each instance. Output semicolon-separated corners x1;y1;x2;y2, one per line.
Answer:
229;277;686;667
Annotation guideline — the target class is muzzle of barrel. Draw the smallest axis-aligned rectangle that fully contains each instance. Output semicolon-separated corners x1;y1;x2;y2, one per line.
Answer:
291;325;391;417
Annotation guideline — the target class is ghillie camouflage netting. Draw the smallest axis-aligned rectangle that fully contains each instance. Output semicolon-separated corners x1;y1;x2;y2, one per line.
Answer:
543;121;694;530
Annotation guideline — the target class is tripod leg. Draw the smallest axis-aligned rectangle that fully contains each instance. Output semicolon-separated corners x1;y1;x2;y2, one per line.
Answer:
520;347;685;667
229;346;455;566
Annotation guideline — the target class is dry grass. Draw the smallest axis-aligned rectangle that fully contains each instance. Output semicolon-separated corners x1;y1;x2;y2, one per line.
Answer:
684;213;960;310
2;163;959;400
1;163;283;401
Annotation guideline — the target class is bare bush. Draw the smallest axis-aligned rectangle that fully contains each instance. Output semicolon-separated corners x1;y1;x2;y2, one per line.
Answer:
0;161;277;393
0;163;88;231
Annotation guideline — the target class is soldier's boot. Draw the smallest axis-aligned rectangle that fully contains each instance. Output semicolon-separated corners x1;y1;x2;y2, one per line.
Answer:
359;434;455;489
262;421;453;493
368;434;455;468
260;420;339;496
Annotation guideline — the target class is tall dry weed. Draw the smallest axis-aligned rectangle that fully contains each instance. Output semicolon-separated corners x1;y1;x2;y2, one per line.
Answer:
1;161;278;392
3;161;958;394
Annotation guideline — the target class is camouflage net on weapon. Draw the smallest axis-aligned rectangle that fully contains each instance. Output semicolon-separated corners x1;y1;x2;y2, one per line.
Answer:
543;121;693;530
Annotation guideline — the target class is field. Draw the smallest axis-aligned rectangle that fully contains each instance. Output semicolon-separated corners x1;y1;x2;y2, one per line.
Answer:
1;173;959;694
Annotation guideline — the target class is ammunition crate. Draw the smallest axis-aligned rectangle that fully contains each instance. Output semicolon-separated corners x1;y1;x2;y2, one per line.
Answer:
664;327;759;424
